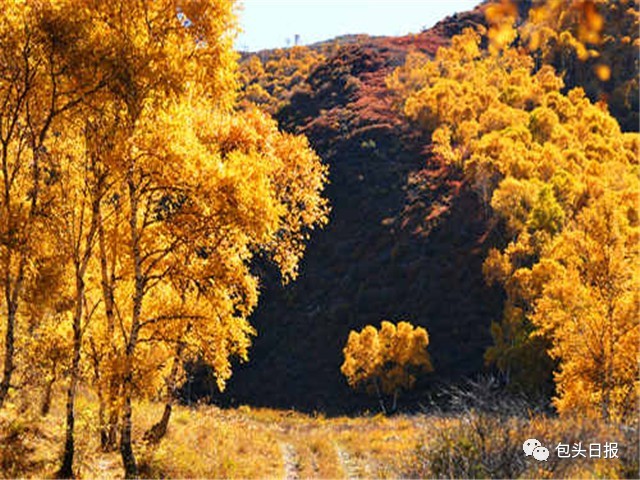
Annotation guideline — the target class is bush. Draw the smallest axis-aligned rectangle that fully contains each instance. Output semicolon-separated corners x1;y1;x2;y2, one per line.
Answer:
406;412;527;479
404;412;639;479
423;375;550;417
0;404;40;478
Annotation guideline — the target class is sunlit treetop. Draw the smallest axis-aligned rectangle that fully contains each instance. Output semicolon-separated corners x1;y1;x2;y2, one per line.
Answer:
484;0;639;130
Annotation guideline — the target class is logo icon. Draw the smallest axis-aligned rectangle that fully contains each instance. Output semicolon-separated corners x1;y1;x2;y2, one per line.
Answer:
533;446;550;461
523;438;541;456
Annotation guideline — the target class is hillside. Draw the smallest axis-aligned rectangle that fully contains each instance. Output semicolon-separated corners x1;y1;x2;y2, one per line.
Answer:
206;0;640;413
0;1;638;478
200;5;505;413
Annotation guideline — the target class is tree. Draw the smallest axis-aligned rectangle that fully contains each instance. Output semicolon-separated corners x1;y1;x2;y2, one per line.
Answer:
531;193;639;421
389;17;639;416
51;99;109;479
0;1;329;477
341;321;433;414
52;1;329;476
0;0;104;409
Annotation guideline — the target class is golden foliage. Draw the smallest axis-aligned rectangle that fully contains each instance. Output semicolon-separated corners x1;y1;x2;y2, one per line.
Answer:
239;46;325;114
341;321;433;408
390;23;639;418
505;0;639;129
531;193;639;421
0;0;329;475
485;0;518;54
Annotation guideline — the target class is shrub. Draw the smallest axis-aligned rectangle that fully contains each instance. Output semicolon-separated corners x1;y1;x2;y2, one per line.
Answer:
405;411;639;479
0;404;40;477
341;321;433;414
407;412;527;479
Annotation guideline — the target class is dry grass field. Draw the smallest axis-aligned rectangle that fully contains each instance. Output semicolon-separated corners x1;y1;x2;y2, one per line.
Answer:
0;390;438;478
1;388;637;479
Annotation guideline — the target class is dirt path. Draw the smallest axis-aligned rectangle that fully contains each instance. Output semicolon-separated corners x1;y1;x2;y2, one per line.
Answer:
335;444;368;479
281;442;300;480
88;454;121;479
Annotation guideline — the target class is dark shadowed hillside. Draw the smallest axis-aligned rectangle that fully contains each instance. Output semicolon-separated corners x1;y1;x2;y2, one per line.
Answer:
187;6;509;414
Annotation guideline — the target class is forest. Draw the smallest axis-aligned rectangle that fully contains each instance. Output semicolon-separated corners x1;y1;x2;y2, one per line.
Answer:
0;0;638;478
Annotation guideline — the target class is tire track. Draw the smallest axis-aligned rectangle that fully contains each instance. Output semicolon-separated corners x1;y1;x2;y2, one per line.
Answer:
281;442;300;480
335;444;368;479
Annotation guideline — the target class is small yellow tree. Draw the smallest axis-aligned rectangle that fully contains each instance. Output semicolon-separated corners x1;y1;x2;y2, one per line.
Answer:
341;321;433;413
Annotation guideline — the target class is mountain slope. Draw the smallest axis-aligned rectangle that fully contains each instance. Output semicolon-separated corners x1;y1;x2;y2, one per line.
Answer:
195;0;639;413
187;6;507;414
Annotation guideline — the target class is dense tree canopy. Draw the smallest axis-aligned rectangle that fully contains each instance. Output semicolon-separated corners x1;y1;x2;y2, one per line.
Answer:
0;0;329;476
239;46;326;114
390;11;639;420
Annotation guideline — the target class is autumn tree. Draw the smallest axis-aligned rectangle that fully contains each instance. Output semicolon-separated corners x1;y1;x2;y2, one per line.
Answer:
481;0;639;130
42;1;330;477
50;106;111;479
0;4;114;475
239;46;325;114
0;0;328;477
518;0;640;131
531;192;639;421
341;321;433;414
389;20;639;418
0;0;105;409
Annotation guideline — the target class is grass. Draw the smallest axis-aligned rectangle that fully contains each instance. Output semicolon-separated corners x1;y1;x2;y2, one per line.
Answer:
0;389;441;479
404;412;639;479
138;402;284;478
0;388;637;478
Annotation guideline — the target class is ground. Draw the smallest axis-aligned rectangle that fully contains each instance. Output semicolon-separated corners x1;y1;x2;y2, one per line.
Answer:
2;389;637;479
2;391;442;479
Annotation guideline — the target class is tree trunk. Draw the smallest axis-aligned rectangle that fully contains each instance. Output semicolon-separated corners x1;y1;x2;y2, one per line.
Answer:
144;403;172;445
98;386;106;445
100;400;120;452
105;406;119;451
98;208;120;452
41;375;56;416
98;380;119;452
391;389;398;414
144;340;185;444
0;132;29;408
120;380;138;479
373;378;387;415
120;177;142;479
120;312;141;478
120;330;140;478
0;304;16;407
120;329;139;478
57;272;84;479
